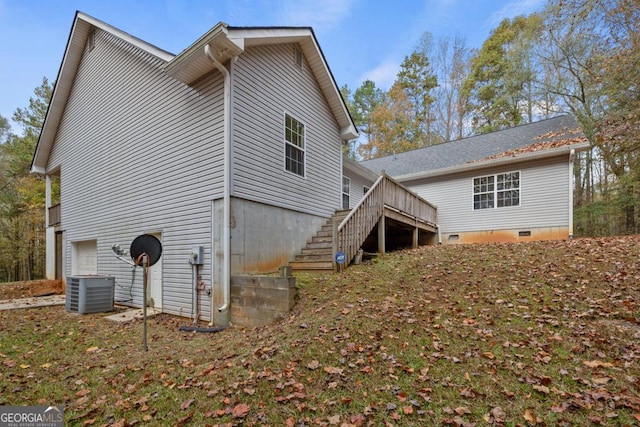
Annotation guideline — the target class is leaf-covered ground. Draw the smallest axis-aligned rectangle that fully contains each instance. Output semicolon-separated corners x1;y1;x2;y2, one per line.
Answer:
1;236;639;426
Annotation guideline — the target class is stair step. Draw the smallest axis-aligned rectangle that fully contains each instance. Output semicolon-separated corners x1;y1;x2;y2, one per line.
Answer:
304;241;332;250
301;246;332;255
295;253;333;262
289;209;353;273
290;261;334;271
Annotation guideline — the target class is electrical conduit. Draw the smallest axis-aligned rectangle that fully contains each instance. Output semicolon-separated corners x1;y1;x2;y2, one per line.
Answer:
204;44;232;320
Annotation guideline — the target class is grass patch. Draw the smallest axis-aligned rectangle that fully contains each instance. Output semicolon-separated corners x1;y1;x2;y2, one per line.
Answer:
1;236;640;425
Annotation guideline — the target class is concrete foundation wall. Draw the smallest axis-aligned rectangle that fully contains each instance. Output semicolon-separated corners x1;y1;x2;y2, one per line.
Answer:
228;197;327;274
442;226;569;244
230;274;297;327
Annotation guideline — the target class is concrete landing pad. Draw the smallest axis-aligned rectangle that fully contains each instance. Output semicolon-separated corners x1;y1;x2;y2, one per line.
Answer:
0;295;66;310
104;307;160;323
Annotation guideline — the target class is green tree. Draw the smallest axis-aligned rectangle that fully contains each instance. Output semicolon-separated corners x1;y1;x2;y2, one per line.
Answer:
360;83;417;159
0;77;52;282
463;14;543;133
396;45;439;145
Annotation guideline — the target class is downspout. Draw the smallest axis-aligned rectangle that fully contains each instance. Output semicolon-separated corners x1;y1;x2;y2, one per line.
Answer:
568;149;576;239
204;44;232;317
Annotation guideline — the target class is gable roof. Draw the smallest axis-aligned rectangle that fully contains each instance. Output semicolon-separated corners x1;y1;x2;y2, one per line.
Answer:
360;115;590;181
163;24;357;141
31;13;357;174
31;12;174;174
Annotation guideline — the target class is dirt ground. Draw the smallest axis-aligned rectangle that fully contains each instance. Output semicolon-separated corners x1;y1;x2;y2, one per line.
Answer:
0;279;64;300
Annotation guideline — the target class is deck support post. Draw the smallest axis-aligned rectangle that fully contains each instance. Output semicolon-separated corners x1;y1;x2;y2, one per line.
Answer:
378;214;386;255
412;225;418;249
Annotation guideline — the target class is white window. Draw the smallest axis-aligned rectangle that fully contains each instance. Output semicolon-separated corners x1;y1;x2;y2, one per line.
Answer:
342;176;350;209
284;113;305;176
473;171;520;210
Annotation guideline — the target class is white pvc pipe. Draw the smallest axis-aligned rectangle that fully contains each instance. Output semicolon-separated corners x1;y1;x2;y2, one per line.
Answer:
204;44;232;317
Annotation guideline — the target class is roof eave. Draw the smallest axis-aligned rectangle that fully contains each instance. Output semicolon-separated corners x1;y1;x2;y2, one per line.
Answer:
164;23;245;84
343;157;378;181
394;142;592;182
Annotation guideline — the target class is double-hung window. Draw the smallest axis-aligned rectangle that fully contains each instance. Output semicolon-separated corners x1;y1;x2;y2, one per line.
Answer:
284;114;305;177
473;171;520;209
342;176;350;209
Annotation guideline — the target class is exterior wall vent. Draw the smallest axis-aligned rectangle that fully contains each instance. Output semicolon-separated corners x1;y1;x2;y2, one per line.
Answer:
518;231;532;237
65;275;115;314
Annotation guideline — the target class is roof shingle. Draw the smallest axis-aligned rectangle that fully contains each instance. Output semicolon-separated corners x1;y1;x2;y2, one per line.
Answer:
360;116;585;176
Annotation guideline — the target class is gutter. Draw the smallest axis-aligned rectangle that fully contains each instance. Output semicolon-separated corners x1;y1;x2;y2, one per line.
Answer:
204;44;233;321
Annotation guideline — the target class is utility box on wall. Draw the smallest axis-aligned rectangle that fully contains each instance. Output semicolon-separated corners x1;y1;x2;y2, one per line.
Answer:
65;275;115;314
189;246;204;265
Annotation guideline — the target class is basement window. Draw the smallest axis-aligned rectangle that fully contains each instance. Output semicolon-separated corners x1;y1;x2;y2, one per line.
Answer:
519;230;531;237
473;171;520;210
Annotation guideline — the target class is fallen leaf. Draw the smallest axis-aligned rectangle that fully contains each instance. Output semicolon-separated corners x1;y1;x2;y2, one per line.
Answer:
85;346;99;353
592;376;611;385
327;414;341;425
490;406;506;422
307;360;320;370
455;406;471;415
232;403;249;418
583;360;613;368
523;408;537;424
180;398;195;410
533;385;549;394
323;366;344;375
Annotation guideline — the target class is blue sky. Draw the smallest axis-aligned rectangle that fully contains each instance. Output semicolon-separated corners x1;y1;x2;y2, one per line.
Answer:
0;0;545;128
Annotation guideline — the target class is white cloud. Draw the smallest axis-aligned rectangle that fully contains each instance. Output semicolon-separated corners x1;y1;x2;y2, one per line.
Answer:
276;0;355;31
359;58;400;90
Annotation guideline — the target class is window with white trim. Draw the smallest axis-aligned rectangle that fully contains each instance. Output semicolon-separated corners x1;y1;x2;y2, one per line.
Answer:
473;171;520;210
342;176;350;209
284;114;305;176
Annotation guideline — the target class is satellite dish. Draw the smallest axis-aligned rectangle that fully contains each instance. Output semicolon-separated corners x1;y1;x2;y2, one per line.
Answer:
130;234;162;267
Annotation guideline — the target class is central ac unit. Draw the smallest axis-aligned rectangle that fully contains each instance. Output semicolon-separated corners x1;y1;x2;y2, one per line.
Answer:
65;275;115;314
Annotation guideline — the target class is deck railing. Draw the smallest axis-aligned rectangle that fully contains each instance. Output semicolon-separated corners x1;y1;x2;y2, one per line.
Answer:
334;173;436;268
48;203;61;226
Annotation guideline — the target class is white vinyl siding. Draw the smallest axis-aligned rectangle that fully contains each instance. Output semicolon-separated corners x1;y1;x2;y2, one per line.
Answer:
342;167;375;209
407;157;569;234
232;44;343;217
46;28;224;319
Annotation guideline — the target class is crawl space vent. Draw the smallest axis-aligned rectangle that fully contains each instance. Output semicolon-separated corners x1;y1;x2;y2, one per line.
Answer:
65;275;115;314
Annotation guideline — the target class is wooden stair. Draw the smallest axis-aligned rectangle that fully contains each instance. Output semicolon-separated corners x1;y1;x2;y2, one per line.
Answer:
290;210;350;272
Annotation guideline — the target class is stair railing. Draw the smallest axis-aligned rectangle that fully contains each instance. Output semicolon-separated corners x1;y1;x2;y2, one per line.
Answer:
333;172;436;270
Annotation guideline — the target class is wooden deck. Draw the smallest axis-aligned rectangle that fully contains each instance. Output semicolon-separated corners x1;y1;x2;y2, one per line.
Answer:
290;173;437;272
333;173;436;269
